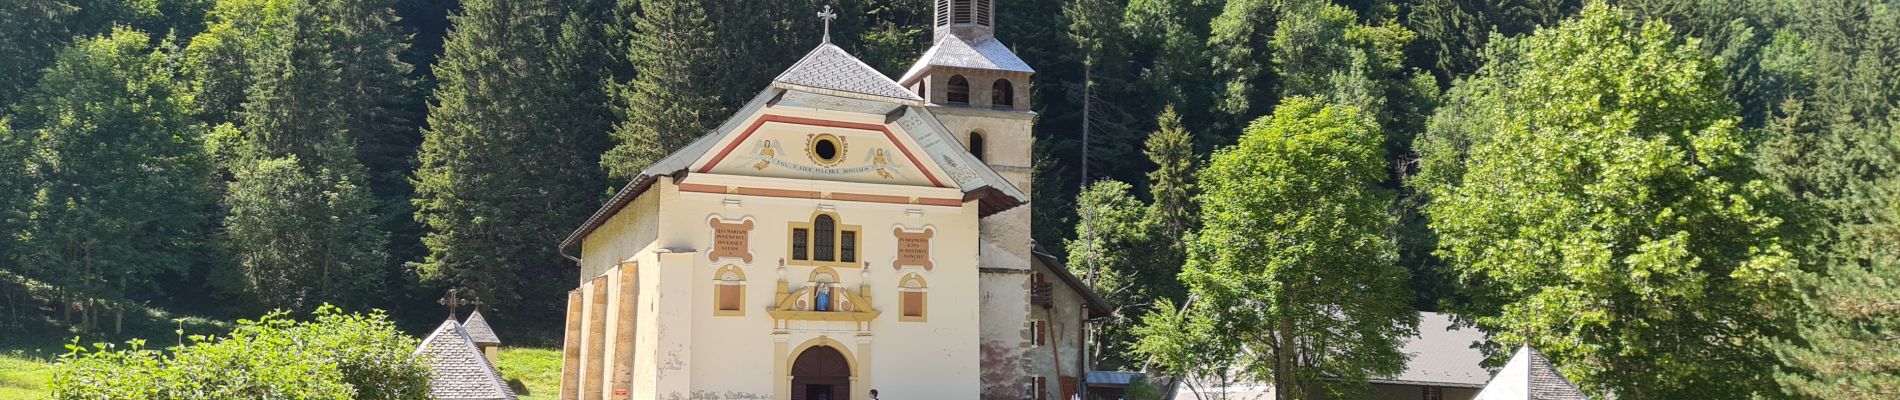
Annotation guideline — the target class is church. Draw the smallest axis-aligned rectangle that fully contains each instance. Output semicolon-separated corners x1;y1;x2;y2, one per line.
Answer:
552;1;1111;399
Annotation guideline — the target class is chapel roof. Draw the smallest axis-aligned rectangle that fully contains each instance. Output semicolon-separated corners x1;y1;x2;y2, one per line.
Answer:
461;310;501;345
899;35;1035;85
1475;345;1589;400
558;43;1029;255
415;319;517;400
775;43;923;103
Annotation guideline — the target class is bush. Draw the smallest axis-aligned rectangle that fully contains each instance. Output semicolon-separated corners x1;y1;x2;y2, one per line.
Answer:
50;305;431;400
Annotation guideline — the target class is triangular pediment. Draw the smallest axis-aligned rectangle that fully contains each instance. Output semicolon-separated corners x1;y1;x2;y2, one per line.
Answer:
688;100;952;188
560;44;1027;252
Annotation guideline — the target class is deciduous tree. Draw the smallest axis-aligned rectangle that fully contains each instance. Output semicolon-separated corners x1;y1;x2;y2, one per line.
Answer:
1182;97;1414;399
8;29;217;330
1414;4;1798;398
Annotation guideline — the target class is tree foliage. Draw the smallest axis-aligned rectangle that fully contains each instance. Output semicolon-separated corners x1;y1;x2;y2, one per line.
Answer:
1175;97;1415;399
1414;4;1799;398
413;0;618;323
183;0;414;312
1760;0;1900;397
223;155;386;311
7;29;216;318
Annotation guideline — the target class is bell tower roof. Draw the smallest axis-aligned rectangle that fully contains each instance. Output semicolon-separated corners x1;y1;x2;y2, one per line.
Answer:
898;35;1033;86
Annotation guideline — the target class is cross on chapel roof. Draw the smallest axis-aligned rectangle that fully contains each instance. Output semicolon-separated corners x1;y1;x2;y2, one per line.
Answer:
438;288;473;318
817;5;838;44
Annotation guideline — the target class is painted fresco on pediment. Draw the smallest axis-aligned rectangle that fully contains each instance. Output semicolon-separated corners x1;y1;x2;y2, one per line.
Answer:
696;114;950;188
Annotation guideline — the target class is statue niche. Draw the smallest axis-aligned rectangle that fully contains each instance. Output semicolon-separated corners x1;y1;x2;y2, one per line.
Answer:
769;266;879;328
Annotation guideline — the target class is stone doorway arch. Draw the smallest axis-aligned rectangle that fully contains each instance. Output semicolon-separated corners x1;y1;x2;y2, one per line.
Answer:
791;345;852;400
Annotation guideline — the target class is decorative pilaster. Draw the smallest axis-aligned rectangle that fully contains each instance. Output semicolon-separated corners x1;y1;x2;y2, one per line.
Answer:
856;333;874;399
773;332;791;399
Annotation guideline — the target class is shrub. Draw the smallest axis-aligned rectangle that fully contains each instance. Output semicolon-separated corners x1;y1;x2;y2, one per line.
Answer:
50;305;431;400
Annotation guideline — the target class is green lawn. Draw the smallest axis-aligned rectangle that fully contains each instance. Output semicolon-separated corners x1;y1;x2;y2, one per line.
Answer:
0;352;52;400
496;347;563;400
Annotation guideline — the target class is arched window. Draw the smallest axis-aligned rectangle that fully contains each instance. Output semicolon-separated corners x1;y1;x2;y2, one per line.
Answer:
946;75;970;104
969;132;986;162
790;213;859;267
991;79;1014;108
899;273;928;322
813;215;836;262
713;266;745;316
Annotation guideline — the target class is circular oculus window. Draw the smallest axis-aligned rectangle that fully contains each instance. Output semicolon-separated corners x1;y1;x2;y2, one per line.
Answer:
807;134;846;166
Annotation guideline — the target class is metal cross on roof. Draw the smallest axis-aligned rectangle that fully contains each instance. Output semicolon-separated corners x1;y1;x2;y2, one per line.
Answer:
438;288;472;318
817;5;838;44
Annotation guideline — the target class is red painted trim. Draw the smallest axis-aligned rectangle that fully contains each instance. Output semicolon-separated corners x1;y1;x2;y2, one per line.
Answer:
679;183;963;208
677;183;728;194
696;114;946;188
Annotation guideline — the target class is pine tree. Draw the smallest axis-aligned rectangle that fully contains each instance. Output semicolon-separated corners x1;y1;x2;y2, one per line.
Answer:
8;29;217;329
413;0;617;321
1761;1;1900;397
186;0;408;311
1143;106;1197;241
601;0;725;179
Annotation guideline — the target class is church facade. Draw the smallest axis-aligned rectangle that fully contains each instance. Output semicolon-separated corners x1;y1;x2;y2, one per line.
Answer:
553;1;1105;399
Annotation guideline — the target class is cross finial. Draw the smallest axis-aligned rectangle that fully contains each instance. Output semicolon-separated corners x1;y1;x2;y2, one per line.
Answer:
438;288;472;318
817;5;838;44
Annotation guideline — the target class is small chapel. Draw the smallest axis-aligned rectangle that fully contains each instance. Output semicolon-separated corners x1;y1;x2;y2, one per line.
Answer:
553;1;1110;399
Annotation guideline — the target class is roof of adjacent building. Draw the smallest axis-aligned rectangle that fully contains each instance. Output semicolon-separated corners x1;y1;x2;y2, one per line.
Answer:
899;36;1035;84
415;319;516;400
1029;243;1114;319
1086;371;1144;387
774;43;923;103
461;310;500;345
1475;346;1589;400
1372;312;1492;388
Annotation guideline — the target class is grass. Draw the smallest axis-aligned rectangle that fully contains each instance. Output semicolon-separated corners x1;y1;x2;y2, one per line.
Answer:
496;347;563;400
0;352;53;400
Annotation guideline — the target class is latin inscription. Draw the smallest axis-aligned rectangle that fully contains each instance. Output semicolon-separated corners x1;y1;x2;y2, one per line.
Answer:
893;226;935;271
708;217;754;263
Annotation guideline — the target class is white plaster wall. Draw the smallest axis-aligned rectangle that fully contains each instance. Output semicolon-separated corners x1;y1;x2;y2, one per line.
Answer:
1026;260;1092;400
582;189;663;281
652;172;983;399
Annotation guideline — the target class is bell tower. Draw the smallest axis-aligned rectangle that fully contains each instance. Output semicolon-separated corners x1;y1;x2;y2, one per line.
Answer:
932;0;996;41
901;0;1040;397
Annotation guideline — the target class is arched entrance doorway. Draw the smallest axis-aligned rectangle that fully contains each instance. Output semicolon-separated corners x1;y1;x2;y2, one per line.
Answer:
791;345;851;400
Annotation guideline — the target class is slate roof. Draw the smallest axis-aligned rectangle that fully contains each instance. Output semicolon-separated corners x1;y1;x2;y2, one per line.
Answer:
461;310;500;345
1373;312;1491;388
774;43;922;103
1523;347;1588;400
1475;345;1589;400
899;36;1035;84
415;319;516;400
